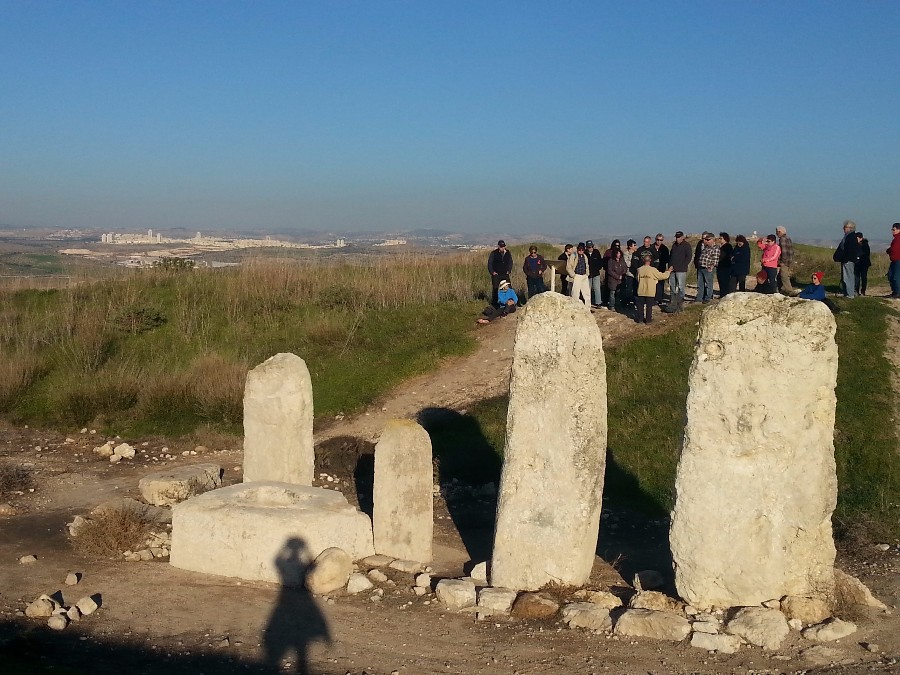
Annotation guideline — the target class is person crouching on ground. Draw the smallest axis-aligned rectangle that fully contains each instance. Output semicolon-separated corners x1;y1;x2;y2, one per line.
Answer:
635;253;671;324
798;271;826;301
477;280;518;324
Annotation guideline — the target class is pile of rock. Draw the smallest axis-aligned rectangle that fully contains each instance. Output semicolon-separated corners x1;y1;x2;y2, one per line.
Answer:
123;529;172;562
93;441;136;463
22;574;100;631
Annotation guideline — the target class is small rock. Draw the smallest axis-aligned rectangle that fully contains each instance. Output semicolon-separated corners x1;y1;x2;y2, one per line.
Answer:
875;543;891;552
573;589;622;610
802;618;857;642
346;573;374;595
469;561;489;584
614;609;690;641
68;515;88;537
413;586;427;596
306;548;352;595
762;599;782;609
801;645;849;666
76;596;99;615
18;554;38;565
113;443;135;458
834;569;888;611
0;503;17;516
414;573;432;588
217;637;230;648
64;572;81;586
47;615;68;631
561;603;612;631
138;549;153;561
862;642;879;653
93;442;114;457
691;620;719;634
788;618;803;631
633;569;664;590
362;554;395;568
388;559;423;574
477;587;518;614
367;569;388;583
435;579;477;611
25;596;58;618
194;445;209;454
629;590;683;613
510;592;559;619
725;607;789;650
66;606;81;622
690;631;741;653
781;595;831;624
109;454;122;464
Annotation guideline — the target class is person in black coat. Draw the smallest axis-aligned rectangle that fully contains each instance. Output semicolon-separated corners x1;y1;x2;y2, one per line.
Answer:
652;234;670;302
487;240;513;305
717;232;734;297
730;234;751;292
855;232;871;296
834;220;860;298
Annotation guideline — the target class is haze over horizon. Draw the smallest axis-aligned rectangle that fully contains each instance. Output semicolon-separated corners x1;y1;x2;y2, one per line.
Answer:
2;2;898;240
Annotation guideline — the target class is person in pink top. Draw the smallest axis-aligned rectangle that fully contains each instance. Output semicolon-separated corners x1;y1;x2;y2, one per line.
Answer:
757;234;782;293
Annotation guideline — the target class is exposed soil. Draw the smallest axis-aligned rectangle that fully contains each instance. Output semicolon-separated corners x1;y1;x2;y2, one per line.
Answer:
1;292;899;675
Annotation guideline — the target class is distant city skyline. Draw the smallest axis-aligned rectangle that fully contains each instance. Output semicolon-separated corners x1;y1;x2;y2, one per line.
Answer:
1;2;897;240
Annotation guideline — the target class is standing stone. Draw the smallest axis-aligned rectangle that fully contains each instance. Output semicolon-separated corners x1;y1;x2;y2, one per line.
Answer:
372;420;433;562
491;292;607;591
243;353;314;485
670;294;838;610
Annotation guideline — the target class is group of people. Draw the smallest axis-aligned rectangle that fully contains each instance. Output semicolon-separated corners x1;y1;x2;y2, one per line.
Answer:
478;222;900;325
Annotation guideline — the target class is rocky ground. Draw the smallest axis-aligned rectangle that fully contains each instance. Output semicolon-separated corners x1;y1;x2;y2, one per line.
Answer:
2;291;899;674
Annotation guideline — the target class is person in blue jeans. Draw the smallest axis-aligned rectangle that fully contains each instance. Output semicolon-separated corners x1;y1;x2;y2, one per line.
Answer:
834;220;859;298
887;223;900;298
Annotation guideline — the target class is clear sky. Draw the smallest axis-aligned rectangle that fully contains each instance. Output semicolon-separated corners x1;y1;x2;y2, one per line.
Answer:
1;1;898;239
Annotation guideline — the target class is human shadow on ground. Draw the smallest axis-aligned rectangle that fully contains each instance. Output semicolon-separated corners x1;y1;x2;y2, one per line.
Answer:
596;448;675;594
417;406;502;562
262;537;332;674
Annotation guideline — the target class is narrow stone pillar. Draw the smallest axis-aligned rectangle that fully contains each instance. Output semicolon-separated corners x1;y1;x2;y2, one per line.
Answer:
491;292;607;590
670;294;838;609
373;419;433;562
243;353;314;485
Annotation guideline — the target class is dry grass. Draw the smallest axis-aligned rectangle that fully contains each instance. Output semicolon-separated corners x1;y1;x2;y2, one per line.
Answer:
71;506;158;559
0;461;33;495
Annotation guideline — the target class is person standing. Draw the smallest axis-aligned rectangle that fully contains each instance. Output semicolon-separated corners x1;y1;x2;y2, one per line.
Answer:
757;234;782;293
623;239;638;306
730;235;751;292
604;248;628;310
488;240;513;305
585;240;603;308
833;220;859;298
775;226;796;295
855;232;871;296
887;223;900;298
668;231;692;304
717;232;734;298
522;246;548;298
635;253;671;324
566;242;591;309
557;244;573;296
652;234;670;303
697;234;720;302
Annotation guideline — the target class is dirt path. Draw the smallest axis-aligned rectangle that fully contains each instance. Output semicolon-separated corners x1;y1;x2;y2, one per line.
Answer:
2;294;899;674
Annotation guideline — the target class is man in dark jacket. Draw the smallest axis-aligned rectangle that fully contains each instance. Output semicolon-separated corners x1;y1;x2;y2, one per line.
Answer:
651;234;670;302
585;240;604;308
522;246;548;298
775;226;796;295
488;240;513;305
668;231;693;303
834;221;859;298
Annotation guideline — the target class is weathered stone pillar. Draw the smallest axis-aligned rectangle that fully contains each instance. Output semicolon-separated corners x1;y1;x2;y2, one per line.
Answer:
243;353;314;485
670;294;838;609
491;292;607;590
373;419;433;562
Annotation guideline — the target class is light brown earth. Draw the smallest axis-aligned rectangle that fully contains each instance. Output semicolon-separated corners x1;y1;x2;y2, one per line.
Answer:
1;291;898;675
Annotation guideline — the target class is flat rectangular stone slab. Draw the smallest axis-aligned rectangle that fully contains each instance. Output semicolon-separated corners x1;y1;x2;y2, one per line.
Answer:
170;482;374;585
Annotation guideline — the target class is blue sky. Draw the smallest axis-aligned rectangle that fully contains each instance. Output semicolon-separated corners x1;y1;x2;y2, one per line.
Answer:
1;1;898;240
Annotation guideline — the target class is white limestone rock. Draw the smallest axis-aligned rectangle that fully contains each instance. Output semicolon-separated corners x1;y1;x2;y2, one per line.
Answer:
561;603;612;631
306;547;352;595
573;589;622;609
477;587;518;614
629;591;683;613
66;606;82;622
492;292;607;590
346;573;374;594
691;631;741;654
388;558;424;574
670;294;838;609
243;353;314;485
435;579;476;611
373;420;433;563
414;573;432;588
691;620;720;634
802;618;857;642
361;554;395;568
64;572;80;586
18;554;37;565
139;464;223;506
113;443;135;459
47;615;68;630
469;561;489;585
725;606;789;650
25;596;58;618
511;592;560;619
614;609;691;642
75;596;99;616
781;595;832;624
93;442;114;457
170;483;374;584
833;569;888;611
367;569;388;583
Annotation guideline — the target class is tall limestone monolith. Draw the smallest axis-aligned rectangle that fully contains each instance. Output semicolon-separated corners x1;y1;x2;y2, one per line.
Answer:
491;292;607;591
372;419;433;562
243;353;314;485
670;294;838;610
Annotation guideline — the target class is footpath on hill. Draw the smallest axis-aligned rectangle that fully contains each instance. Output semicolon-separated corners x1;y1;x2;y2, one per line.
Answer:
1;292;899;675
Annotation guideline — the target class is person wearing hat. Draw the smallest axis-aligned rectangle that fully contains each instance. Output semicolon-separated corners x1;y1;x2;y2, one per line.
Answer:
775;226;796;295
477;279;518;324
635;252;671;324
487;239;513;306
668;231;692;306
566;242;591;309
798;272;826;301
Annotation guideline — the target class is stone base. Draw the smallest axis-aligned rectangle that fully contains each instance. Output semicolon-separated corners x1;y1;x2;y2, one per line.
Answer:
170;482;374;584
